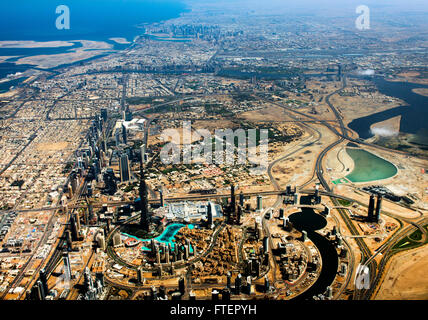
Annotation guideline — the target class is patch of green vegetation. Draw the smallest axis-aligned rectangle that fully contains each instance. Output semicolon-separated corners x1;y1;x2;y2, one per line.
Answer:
205;103;233;117
409;229;423;241
395;144;412;151
144;104;175;114
231;92;257;102
127;95;176;106
160;167;179;175
337;199;353;207
392;224;428;251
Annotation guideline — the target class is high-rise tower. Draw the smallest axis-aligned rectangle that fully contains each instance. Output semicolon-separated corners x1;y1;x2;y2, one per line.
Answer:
368;194;375;221
119;154;130;182
139;161;150;231
375;195;382;223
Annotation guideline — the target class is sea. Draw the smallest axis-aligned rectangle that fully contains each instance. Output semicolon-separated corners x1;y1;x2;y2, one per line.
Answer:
0;0;188;91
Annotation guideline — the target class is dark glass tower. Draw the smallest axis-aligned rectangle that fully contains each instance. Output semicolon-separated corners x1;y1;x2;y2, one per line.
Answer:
368;194;375;221
139;162;150;231
230;185;236;211
375;195;382;222
119;154;130;182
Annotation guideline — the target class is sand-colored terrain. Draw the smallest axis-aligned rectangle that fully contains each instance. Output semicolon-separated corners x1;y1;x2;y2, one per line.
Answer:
331;93;403;122
270;124;335;189
109;38;131;44
375;244;428;300
0;40;75;48
0;89;19;99
370;115;401;137
388;73;428;86
35;142;69;151
413;88;428;97
192;119;236;131
397;72;421;78
0;56;19;63
14;40;114;69
239;105;289;122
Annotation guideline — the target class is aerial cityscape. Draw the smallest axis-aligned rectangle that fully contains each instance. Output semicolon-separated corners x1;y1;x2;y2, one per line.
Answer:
0;0;427;304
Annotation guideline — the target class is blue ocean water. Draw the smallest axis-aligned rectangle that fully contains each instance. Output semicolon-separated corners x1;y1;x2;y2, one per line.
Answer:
0;0;188;90
0;0;188;42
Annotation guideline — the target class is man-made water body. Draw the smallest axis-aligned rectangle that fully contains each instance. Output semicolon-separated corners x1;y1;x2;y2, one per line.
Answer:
348;76;428;140
288;196;338;300
345;148;397;183
123;223;194;251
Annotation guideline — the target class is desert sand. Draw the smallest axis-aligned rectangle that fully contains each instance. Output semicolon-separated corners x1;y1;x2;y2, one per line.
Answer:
375;244;428;300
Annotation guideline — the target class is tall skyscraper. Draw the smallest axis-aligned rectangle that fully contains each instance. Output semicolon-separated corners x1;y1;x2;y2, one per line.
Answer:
101;108;108;122
375;195;382;222
39;268;48;297
264;275;270;292
36;280;46;300
70;214;78;241
235;274;242;295
103;168;117;195
368;194;375;221
141;144;146;164
230;185;236;211
263;236;269;254
139;162;150;231
207;202;213;228
179;277;185;295
137;267;144;284
115;130;120;146
63;251;72;283
257;195;263;211
119;154;130;182
122;124;128;145
159;189;164;207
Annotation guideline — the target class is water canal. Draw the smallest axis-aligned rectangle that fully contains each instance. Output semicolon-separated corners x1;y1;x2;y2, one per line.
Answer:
288;196;339;300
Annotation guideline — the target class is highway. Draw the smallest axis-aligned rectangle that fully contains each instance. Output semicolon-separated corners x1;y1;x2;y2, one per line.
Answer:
315;77;375;300
363;217;428;299
13;71;422;301
259;75;375;300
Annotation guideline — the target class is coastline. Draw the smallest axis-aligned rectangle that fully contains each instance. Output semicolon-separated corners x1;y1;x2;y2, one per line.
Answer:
0;0;189;93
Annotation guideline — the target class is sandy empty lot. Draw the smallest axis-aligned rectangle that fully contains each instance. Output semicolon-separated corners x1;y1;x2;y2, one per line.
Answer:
375;244;428;300
413;88;428;97
239;105;289;122
35;142;69;151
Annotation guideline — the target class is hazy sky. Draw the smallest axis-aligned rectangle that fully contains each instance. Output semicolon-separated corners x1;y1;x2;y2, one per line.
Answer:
185;0;428;14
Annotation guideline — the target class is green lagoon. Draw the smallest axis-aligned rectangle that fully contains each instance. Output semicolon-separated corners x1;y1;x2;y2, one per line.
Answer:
344;148;397;183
